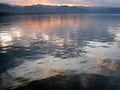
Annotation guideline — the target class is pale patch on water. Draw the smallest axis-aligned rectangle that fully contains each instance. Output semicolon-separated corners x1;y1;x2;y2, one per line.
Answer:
85;41;120;59
1;56;120;89
1;56;96;88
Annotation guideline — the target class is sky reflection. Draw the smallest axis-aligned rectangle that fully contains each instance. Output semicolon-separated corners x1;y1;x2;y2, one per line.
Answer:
1;15;120;88
0;15;120;70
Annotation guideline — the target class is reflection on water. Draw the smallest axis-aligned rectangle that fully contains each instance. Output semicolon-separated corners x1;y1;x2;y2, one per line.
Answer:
109;26;120;47
96;58;120;77
0;32;13;47
7;73;120;90
0;14;120;89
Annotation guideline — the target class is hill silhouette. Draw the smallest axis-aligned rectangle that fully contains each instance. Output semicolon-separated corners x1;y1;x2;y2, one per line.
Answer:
0;3;120;15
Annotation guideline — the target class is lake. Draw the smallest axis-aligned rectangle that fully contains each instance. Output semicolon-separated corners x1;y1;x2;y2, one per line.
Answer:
0;14;120;90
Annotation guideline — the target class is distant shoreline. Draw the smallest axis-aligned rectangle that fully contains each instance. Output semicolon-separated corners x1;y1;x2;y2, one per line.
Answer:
1;3;120;16
1;12;120;16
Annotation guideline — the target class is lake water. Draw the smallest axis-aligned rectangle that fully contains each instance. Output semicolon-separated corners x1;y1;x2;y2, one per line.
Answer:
0;14;120;89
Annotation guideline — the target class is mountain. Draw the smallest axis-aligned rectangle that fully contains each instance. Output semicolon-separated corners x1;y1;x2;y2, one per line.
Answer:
0;3;120;15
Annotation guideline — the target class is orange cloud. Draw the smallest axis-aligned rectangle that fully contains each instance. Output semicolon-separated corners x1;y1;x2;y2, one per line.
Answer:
1;0;120;7
10;0;54;6
10;0;93;6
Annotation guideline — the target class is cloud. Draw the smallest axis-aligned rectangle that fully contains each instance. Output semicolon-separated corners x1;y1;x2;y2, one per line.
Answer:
0;0;120;6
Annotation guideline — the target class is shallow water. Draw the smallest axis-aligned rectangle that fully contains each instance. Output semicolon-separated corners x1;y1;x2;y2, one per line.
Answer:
0;14;120;89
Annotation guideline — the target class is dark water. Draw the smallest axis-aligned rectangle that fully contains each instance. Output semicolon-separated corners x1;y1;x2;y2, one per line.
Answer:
0;14;120;89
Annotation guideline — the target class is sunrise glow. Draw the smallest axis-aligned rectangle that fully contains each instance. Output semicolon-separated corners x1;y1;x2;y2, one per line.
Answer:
0;0;95;6
0;0;120;7
12;2;93;7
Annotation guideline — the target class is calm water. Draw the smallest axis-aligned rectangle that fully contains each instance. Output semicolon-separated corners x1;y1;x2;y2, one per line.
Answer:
0;14;120;89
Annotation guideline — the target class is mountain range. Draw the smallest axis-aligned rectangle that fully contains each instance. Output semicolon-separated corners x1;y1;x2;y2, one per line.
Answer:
0;3;120;15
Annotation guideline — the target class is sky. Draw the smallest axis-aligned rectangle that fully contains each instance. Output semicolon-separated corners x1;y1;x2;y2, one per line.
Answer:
0;0;120;6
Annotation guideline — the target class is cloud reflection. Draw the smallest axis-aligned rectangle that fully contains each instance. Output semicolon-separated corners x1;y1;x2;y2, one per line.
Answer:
11;30;22;38
96;57;120;77
1;15;120;77
108;26;120;45
0;15;87;57
0;32;13;47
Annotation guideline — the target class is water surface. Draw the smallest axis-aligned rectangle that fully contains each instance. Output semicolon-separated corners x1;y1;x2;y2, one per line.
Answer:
0;14;120;89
